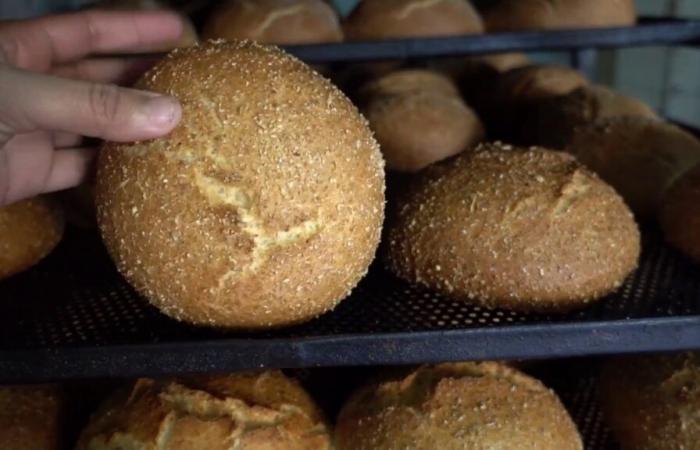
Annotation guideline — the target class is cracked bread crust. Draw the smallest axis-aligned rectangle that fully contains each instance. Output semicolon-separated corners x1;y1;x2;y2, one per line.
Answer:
385;143;640;313
96;41;385;328
203;0;342;44
336;362;583;450
482;0;636;32
77;371;331;450
344;0;484;40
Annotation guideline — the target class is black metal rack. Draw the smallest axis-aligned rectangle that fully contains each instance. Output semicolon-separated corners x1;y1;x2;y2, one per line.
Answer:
1;21;699;388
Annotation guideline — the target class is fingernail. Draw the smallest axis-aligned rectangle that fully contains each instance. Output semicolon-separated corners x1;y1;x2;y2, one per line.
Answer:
144;96;181;131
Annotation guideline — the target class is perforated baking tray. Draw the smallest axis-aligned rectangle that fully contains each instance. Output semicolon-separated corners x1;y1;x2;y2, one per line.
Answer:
0;225;698;382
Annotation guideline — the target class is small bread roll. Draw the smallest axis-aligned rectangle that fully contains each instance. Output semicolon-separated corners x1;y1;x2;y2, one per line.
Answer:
96;41;385;329
659;162;700;262
203;0;342;44
523;85;659;148
344;0;484;40
98;0;198;48
336;362;583;450
568;117;700;218
482;0;636;32
0;197;64;281
386;143;640;312
0;384;63;450
359;69;484;172
77;371;331;450
599;353;700;450
495;64;589;104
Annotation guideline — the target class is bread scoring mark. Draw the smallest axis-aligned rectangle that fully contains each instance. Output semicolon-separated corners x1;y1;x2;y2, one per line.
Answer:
251;4;306;37
552;169;591;217
395;0;449;20
194;170;322;284
154;411;176;449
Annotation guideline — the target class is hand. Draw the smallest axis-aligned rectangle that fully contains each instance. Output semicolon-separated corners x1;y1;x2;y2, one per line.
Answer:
0;10;186;206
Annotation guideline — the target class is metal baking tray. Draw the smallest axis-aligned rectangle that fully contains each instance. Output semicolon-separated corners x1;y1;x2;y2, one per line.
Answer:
0;225;698;383
282;19;700;63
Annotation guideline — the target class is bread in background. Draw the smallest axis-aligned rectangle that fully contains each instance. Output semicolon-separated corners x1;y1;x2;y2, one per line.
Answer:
336;361;583;450
359;69;484;172
203;0;342;44
386;143;640;313
659;162;700;262
522;85;658;149
0;384;63;450
567;117;700;218
482;0;636;32
97;0;198;48
599;353;700;450
96;41;384;329
77;371;332;449
344;0;483;40
0;196;64;281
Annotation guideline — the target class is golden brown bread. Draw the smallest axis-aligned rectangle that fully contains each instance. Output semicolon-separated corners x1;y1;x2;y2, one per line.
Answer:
203;0;342;44
386;143;640;312
77;371;331;450
482;0;636;32
495;64;589;104
336;361;583;450
97;0;198;48
359;69;484;172
568;117;700;218
659;162;700;262
0;196;64;281
599;353;700;450
522;84;659;148
96;41;385;329
0;384;63;450
344;0;483;40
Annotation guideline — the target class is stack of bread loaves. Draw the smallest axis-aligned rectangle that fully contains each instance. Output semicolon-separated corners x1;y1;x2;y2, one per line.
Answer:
358;69;484;172
96;41;385;329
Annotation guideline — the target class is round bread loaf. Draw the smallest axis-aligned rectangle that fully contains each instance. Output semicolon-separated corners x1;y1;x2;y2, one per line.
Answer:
344;0;483;40
386;143;640;312
0;384;63;450
568;117;700;218
336;362;583;450
482;0;636;32
77;371;331;450
98;0;198;48
96;41;385;329
523;85;658;148
659;162;700;262
0;197;64;281
495;64;588;104
599;353;700;450
203;0;342;44
359;70;484;173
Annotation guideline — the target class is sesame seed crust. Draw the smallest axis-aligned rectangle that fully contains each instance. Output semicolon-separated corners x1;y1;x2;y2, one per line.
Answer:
386;142;640;313
96;40;385;329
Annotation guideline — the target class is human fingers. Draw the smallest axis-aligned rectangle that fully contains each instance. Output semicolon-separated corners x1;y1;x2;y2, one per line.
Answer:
52;57;159;84
0;10;182;71
0;65;181;144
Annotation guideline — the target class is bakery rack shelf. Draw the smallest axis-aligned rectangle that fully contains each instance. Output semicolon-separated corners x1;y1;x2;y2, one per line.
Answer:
1;226;699;383
281;19;700;63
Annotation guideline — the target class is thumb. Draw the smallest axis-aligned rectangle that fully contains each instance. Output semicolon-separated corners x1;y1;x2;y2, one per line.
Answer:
0;64;181;143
